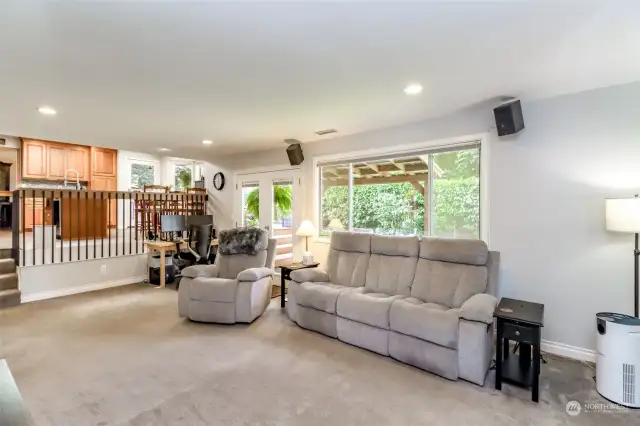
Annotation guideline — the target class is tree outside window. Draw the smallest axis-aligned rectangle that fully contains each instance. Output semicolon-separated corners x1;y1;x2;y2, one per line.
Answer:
175;165;192;191
130;163;155;190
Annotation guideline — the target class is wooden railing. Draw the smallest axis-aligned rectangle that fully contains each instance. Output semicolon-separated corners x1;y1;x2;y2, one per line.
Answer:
11;189;208;267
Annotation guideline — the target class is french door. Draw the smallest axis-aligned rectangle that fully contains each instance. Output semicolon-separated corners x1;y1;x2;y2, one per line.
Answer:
236;169;301;270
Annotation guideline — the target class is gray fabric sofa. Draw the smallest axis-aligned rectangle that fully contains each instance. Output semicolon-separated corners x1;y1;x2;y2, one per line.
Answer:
179;230;276;324
287;231;499;385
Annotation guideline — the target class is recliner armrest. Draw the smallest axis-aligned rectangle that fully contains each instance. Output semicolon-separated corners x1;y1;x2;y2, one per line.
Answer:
182;265;219;279
459;293;497;324
290;268;329;283
237;267;273;282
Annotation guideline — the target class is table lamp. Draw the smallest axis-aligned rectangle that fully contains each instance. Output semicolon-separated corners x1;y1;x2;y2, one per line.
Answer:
606;195;640;317
328;218;344;231
296;220;316;265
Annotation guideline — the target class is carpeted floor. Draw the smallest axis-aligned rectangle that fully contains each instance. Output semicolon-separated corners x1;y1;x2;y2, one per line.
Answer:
0;284;635;425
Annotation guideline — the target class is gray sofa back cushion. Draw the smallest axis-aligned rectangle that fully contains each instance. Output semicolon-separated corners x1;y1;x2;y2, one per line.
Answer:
411;259;488;308
218;251;268;279
419;238;488;266
411;237;490;308
327;232;371;287
365;235;419;296
215;229;275;279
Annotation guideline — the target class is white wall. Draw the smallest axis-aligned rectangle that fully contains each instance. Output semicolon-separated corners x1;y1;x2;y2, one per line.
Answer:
201;161;234;230
216;81;640;353
19;254;148;301
0;147;18;190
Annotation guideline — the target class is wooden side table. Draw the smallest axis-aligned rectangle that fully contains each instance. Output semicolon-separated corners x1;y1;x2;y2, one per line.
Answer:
494;297;545;402
279;262;320;308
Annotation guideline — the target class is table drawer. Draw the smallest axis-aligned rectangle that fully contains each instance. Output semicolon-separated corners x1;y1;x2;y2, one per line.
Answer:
503;322;539;344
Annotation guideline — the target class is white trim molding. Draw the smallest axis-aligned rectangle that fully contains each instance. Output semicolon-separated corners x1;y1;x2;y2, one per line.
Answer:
21;276;147;303
541;339;596;363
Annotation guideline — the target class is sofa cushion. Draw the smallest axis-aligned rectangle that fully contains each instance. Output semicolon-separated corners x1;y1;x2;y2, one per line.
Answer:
331;231;371;253
364;235;419;296
190;277;238;303
419;237;488;266
371;235;419;257
336;289;405;329
326;250;370;287
411;259;488;308
390;298;461;349
218;251;267;279
293;282;352;314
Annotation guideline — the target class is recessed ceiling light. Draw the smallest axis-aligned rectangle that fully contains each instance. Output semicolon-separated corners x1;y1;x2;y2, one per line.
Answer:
403;84;423;95
158;148;171;152
38;106;57;115
202;139;213;145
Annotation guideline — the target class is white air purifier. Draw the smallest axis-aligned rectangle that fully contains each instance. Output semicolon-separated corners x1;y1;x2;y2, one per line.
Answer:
596;312;640;408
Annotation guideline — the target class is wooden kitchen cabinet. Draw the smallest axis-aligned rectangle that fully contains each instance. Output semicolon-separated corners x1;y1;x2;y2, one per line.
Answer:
23;199;53;231
47;143;67;180
21;139;95;183
66;145;90;180
91;175;118;226
91;147;117;177
22;140;47;179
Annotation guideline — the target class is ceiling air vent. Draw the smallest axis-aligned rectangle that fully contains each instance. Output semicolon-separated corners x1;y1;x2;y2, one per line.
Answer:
315;129;337;136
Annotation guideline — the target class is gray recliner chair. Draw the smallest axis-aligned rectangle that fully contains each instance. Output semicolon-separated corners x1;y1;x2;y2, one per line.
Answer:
178;228;276;324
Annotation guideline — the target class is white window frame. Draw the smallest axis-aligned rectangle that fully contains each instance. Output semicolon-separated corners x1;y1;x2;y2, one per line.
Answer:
173;161;194;190
128;157;160;190
314;132;491;244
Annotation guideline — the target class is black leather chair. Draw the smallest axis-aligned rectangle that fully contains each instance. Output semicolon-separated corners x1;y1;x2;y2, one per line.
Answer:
180;223;214;265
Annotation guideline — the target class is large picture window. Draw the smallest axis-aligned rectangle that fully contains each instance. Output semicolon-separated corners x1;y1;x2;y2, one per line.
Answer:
318;144;480;239
130;162;156;190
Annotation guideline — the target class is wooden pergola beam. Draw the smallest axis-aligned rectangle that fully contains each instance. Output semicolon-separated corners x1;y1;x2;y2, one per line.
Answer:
325;172;428;186
409;181;425;196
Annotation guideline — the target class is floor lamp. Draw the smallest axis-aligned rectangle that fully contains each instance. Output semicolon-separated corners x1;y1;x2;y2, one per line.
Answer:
605;195;640;317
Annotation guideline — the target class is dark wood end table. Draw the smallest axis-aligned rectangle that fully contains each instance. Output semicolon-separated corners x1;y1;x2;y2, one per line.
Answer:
279;262;320;308
494;297;545;402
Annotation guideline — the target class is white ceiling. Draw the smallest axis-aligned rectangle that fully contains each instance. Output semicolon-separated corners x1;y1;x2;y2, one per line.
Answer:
0;1;638;158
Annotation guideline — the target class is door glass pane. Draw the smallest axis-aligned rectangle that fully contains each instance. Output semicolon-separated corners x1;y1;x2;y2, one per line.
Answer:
431;147;481;239
273;179;293;268
241;182;259;227
319;164;349;236
350;157;427;236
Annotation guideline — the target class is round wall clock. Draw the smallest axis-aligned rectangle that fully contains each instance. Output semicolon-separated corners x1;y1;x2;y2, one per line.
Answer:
213;172;225;190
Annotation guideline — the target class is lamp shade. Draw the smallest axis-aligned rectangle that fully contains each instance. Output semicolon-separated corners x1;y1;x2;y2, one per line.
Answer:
328;218;344;231
296;220;316;237
606;197;640;232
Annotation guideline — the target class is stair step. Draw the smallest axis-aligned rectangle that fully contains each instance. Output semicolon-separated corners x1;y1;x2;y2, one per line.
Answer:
0;273;18;291
0;258;16;275
0;289;21;309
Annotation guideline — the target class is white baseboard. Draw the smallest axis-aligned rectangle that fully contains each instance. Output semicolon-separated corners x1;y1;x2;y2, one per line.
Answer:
21;275;147;303
541;339;596;363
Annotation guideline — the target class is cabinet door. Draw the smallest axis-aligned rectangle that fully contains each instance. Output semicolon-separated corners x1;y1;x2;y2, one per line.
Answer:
91;176;118;226
22;140;47;179
66;146;90;180
92;148;117;177
47;144;67;180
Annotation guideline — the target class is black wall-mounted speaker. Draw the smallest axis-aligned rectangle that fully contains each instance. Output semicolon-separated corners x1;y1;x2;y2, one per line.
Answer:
286;143;304;166
494;100;524;136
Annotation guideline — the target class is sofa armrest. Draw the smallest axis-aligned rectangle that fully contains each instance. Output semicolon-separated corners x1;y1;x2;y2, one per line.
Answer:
237;267;273;282
459;293;498;324
182;265;219;279
290;268;330;283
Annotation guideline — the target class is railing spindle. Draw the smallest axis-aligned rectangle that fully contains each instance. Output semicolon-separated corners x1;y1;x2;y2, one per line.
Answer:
77;191;80;261
85;191;89;261
108;192;111;257
93;191;97;259
135;193;139;254
21;190;25;267
50;191;54;265
32;189;35;267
